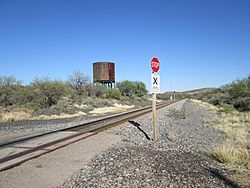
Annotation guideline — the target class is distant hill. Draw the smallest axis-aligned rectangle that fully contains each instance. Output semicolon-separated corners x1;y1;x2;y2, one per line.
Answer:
182;87;219;94
158;87;220;100
163;87;218;95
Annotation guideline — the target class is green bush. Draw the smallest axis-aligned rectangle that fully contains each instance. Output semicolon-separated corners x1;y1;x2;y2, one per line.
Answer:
105;89;121;99
31;78;69;108
224;77;250;100
134;81;148;97
199;76;250;112
217;104;235;114
157;93;170;100
116;80;134;97
224;76;250;111
53;100;74;113
0;76;22;107
93;83;106;97
116;80;147;97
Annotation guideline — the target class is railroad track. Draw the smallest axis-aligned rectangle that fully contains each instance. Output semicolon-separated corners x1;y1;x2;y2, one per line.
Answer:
0;101;177;172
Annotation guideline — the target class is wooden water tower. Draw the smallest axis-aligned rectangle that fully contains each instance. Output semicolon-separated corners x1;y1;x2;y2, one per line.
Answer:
93;62;115;88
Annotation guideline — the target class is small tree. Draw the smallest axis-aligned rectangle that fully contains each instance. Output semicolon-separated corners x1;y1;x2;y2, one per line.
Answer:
68;71;91;95
0;75;22;87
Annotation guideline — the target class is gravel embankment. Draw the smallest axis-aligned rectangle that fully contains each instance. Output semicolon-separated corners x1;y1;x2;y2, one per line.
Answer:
60;99;239;188
0;115;105;137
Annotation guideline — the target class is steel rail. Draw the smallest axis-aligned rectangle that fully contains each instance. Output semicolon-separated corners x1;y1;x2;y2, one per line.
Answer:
0;101;173;147
0;100;178;171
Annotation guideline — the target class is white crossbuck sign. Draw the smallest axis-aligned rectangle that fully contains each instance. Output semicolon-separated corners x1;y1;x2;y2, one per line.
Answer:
151;73;160;93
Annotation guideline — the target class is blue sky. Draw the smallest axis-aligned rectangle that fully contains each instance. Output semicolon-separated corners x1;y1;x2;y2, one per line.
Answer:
0;0;249;92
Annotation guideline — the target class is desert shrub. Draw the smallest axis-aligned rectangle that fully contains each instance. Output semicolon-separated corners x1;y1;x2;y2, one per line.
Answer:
0;86;16;107
217;104;235;113
105;89;121;99
31;78;69;108
70;90;84;102
157;92;191;100
85;84;95;96
198;76;250;112
81;97;112;108
169;109;186;119
0;75;21;87
219;92;231;104
157;93;170;100
208;98;220;106
0;76;22;107
224;77;250;100
134;81;148;97
93;83;106;97
116;80;134;97
117;80;147;97
52;100;74;113
223;77;250;111
233;97;250;112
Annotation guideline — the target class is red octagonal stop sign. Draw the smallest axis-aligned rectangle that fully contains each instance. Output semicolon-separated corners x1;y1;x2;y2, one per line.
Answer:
151;57;160;73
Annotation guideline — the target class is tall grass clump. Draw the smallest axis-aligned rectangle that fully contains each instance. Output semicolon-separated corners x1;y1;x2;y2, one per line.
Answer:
211;143;249;165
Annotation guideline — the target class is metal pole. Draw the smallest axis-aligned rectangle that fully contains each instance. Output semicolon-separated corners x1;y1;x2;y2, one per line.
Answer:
152;93;157;142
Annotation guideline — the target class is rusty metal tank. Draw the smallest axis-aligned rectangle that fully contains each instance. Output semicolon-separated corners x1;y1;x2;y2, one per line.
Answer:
93;62;115;84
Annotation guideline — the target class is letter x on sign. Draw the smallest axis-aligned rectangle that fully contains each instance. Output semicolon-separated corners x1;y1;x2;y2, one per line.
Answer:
153;77;158;85
151;73;160;93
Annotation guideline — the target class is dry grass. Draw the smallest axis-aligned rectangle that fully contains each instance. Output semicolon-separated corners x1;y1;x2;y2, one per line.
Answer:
33;111;86;120
194;100;250;187
218;123;246;143
211;142;249;165
167;131;175;142
219;112;249;147
192;99;249;144
191;99;218;112
0;109;32;122
74;104;88;109
192;100;250;187
233;171;250;187
211;142;250;187
0;108;87;122
0;101;135;122
168;108;186;119
89;103;134;115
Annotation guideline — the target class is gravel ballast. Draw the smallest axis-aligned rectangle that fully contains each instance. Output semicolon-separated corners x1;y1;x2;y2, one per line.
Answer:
60;99;239;188
0;115;106;138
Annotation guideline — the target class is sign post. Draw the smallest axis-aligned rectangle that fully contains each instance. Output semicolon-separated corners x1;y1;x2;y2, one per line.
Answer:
152;92;157;141
151;57;160;142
